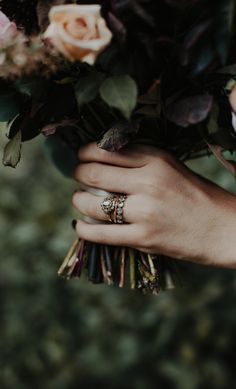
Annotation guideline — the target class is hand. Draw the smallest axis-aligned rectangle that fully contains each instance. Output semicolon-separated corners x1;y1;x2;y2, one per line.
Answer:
72;143;236;269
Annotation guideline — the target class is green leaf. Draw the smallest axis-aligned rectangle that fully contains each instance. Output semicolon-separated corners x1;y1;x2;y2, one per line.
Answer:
44;135;78;177
14;77;49;101
9;103;43;142
75;73;105;107
99;75;138;120
0;89;20;122
3;130;22;168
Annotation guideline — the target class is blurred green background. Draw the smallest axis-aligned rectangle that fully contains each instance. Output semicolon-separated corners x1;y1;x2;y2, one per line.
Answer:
0;127;236;389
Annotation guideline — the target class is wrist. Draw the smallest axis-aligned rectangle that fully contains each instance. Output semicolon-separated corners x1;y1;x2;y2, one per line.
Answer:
203;192;236;269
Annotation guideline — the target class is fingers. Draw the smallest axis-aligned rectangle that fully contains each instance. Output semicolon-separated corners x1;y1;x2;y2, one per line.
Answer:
74;162;139;194
72;191;138;223
75;219;139;246
78;142;148;168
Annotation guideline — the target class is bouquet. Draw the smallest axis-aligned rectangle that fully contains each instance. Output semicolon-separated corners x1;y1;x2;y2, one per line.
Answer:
1;0;236;294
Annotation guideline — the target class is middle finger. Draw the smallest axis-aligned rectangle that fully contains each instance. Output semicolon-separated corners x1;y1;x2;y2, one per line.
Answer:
74;162;139;194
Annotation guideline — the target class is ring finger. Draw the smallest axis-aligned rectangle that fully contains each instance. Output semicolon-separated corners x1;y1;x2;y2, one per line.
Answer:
72;191;138;223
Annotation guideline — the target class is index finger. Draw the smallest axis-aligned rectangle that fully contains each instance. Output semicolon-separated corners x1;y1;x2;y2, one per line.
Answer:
78;142;148;168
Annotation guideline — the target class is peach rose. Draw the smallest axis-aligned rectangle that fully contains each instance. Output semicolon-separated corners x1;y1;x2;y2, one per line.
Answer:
0;11;17;43
44;4;112;65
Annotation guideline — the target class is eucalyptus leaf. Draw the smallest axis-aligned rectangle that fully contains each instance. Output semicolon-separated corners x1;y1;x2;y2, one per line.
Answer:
75;73;105;107
9;103;43;142
99;75;138;120
166;95;213;128
14;77;48;100
0;89;20;122
3;130;22;168
44;135;78;177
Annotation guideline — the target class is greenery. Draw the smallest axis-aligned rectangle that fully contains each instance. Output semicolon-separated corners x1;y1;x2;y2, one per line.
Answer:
0;128;236;388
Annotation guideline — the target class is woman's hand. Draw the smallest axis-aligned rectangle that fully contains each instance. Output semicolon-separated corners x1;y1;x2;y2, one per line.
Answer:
72;143;236;269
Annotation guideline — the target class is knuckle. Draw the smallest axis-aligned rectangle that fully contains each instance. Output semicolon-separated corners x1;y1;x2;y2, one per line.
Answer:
74;163;101;186
76;223;87;240
139;201;154;222
136;226;153;248
142;175;159;195
156;150;173;164
74;165;81;180
72;192;78;207
72;192;83;211
77;193;95;216
78;142;95;160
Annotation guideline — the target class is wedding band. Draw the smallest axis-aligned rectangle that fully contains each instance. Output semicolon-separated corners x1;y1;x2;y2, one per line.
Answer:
114;195;127;224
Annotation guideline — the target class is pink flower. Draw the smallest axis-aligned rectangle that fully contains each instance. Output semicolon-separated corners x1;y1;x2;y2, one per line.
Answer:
44;4;112;65
0;11;17;43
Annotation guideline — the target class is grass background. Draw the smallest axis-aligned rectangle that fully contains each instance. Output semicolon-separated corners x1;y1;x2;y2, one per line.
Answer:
0;127;236;389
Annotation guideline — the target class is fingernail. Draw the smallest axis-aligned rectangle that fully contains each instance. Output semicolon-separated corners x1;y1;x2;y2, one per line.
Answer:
72;219;77;230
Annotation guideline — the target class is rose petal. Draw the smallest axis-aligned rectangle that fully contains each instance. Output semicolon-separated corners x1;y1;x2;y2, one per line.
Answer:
0;11;11;28
56;20;112;51
82;52;96;65
49;4;102;21
44;22;72;59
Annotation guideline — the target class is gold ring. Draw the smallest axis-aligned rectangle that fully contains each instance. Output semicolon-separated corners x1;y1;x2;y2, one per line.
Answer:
101;194;127;224
101;195;117;222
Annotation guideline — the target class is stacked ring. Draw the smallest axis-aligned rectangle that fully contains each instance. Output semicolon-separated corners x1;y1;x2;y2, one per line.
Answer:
101;194;127;224
100;195;117;222
114;195;127;224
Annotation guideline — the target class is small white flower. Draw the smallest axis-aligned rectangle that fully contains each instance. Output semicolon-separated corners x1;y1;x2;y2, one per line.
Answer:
232;112;236;132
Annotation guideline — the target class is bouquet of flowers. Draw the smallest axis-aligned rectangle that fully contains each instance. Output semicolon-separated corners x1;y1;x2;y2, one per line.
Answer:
1;0;236;294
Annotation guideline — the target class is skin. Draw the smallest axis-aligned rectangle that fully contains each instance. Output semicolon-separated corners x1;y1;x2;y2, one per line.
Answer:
72;89;236;269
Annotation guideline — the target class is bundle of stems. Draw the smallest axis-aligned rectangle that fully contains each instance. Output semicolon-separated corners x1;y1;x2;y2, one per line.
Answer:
58;238;180;295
